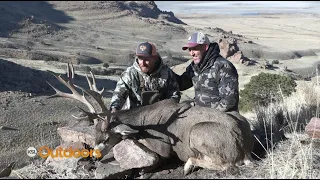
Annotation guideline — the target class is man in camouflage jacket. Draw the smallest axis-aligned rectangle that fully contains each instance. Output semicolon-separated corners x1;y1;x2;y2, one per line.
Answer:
110;42;181;112
175;32;239;112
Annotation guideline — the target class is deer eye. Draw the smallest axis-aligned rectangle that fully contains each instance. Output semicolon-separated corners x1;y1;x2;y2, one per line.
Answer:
110;115;118;122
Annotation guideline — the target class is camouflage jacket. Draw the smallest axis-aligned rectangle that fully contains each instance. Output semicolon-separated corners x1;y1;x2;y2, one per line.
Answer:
110;56;181;110
176;42;239;112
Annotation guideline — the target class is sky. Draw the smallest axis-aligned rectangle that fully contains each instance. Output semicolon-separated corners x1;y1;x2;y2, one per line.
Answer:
154;1;320;15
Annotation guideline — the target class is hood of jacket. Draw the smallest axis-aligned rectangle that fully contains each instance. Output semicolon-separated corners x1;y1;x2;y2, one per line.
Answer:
192;42;222;73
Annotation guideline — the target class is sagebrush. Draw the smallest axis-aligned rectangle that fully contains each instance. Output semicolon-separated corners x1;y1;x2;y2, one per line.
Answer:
239;72;297;112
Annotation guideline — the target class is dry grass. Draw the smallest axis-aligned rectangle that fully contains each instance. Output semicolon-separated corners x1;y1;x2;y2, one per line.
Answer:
239;132;319;179
246;80;320;179
12;160;94;179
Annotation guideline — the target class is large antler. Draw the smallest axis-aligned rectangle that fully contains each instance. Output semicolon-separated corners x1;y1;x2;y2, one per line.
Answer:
78;71;109;113
46;63;111;129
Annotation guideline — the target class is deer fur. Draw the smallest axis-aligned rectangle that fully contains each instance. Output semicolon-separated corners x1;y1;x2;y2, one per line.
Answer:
109;99;254;175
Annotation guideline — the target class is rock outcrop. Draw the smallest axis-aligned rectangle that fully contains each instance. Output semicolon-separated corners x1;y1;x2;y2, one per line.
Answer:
305;117;320;139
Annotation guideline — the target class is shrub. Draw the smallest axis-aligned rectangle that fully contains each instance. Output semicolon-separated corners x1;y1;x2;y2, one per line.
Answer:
108;57;116;63
90;67;108;75
103;62;109;68
90;67;124;76
76;65;91;73
239;72;297;112
272;59;279;64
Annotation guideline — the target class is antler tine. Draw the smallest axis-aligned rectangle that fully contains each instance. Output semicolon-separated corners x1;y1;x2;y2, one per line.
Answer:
67;62;75;81
72;106;99;122
75;83;110;114
46;63;96;114
71;106;92;121
75;71;110;115
90;71;104;94
85;71;110;130
86;73;93;91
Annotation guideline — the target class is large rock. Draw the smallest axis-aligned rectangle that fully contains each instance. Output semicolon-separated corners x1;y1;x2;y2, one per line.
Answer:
218;37;251;65
44;142;86;173
57;125;104;147
227;51;248;64
305;117;320;139
94;161;133;179
113;139;159;170
218;38;239;59
99;147;115;163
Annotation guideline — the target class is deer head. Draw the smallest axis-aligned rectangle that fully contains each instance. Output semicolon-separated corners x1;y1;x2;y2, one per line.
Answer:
46;63;139;158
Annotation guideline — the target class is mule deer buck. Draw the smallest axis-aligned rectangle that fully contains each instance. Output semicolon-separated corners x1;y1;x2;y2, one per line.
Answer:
47;63;254;175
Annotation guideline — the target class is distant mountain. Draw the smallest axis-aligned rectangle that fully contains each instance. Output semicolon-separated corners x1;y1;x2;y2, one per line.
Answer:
118;1;186;24
48;1;186;24
0;1;186;38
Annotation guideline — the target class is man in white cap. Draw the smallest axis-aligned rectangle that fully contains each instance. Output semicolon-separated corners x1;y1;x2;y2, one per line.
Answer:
175;32;239;112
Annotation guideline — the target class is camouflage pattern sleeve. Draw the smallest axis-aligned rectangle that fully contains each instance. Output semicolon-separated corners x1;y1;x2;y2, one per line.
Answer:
167;69;181;103
109;71;132;110
211;62;239;112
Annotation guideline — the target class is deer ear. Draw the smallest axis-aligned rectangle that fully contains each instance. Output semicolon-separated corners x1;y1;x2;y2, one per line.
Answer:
111;124;139;136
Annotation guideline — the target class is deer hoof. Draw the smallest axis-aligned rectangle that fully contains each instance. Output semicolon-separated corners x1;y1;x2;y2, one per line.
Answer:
183;158;193;176
244;159;252;166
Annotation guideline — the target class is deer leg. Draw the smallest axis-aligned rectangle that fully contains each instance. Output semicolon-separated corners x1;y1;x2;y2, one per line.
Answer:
235;152;255;166
244;153;253;165
183;157;195;176
241;153;257;167
137;129;172;158
184;156;229;176
184;122;243;176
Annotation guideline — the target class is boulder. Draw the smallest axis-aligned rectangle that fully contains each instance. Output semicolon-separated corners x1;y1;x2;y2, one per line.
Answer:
57;125;104;147
305;117;320;139
94;161;133;179
113;139;159;170
227;51;251;66
44;142;86;173
218;37;252;66
218;38;239;59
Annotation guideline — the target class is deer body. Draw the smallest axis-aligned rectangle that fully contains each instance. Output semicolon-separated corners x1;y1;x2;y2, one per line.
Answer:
112;99;253;173
47;63;254;175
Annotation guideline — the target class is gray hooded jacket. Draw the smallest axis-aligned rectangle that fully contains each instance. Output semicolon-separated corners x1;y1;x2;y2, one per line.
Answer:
175;42;239;112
